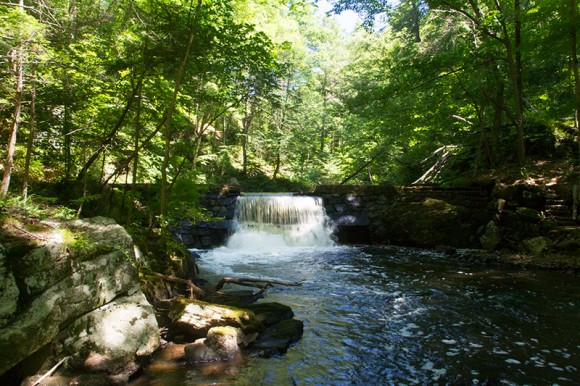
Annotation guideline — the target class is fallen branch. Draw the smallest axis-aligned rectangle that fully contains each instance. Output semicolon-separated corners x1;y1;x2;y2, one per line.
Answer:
14;226;49;241
33;356;69;386
214;277;302;292
150;272;205;299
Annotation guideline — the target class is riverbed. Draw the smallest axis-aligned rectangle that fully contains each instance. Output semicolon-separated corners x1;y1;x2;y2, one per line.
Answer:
135;245;579;385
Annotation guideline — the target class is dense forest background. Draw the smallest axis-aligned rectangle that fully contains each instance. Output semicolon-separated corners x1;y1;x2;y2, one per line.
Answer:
1;0;579;223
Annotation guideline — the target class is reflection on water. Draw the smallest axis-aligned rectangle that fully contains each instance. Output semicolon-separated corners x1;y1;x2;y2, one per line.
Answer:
134;246;580;385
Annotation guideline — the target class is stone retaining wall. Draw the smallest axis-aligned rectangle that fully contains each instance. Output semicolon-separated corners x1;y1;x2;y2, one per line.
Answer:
172;182;579;250
173;184;496;247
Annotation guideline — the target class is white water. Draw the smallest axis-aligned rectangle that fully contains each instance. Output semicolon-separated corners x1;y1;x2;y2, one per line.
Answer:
225;194;335;249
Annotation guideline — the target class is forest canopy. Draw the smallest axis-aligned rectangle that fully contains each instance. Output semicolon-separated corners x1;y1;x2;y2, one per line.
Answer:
1;0;579;217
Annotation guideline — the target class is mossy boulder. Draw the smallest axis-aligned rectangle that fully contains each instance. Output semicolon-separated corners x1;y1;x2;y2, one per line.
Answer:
184;326;244;363
520;236;550;254
168;297;263;341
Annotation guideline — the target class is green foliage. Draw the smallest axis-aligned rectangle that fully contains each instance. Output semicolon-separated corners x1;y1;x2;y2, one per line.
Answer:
1;0;577;215
165;171;209;224
1;194;76;220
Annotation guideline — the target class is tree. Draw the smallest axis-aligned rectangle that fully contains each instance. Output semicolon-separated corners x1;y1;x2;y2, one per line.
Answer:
570;0;580;164
0;1;45;197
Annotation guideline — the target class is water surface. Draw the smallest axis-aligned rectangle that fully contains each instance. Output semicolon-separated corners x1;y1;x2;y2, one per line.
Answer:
137;245;580;385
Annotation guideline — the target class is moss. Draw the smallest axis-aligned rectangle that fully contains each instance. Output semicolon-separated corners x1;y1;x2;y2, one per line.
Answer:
422;198;455;212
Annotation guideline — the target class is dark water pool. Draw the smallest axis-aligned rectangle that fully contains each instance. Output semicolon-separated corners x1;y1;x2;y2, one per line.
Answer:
135;246;580;385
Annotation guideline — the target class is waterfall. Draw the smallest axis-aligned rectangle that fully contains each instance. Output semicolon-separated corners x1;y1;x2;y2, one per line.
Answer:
226;194;335;249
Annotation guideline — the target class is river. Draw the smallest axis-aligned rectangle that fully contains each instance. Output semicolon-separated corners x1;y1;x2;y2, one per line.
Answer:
134;194;579;385
135;245;579;385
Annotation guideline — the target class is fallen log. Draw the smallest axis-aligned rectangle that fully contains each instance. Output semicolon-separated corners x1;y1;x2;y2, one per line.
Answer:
150;272;205;299
214;277;302;292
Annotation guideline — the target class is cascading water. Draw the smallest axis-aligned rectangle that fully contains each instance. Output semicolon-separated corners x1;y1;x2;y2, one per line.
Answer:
226;193;335;249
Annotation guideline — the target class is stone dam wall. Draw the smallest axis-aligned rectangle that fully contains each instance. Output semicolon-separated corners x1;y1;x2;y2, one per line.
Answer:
172;184;491;247
171;182;578;252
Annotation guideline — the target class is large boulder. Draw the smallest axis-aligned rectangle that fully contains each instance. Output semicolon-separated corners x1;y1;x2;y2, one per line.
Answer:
58;291;159;377
0;217;159;381
480;221;502;250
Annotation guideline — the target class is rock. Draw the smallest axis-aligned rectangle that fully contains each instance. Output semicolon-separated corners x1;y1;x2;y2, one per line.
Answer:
329;212;370;226
244;302;294;327
516;207;542;222
520;236;550;254
0;217;159;380
0;244;19;327
252;319;304;358
168;297;262;340
228;177;240;187
480;221;502;250
58;291;160;376
380;198;483;248
184;326;242;363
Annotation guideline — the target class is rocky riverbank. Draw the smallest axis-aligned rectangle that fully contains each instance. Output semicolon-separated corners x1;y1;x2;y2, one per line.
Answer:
0;216;160;385
0;214;304;385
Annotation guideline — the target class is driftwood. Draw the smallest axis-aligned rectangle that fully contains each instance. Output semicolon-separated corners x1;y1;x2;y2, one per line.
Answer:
214;277;302;294
150;272;205;299
150;273;299;300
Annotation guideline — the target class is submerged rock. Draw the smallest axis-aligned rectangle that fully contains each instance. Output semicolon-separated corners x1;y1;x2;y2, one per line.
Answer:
252;319;304;358
244;302;294;327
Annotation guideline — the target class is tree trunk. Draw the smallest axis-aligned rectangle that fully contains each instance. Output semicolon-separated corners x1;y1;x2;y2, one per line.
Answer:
127;79;142;226
273;142;281;179
22;69;36;200
1;0;24;197
160;0;202;217
496;0;525;165
513;0;525;165
410;0;422;43
570;0;580;165
63;100;73;180
242;100;257;176
320;71;328;153
76;76;144;182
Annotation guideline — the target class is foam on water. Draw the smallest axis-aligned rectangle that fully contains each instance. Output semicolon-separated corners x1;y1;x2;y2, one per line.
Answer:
226;194;335;249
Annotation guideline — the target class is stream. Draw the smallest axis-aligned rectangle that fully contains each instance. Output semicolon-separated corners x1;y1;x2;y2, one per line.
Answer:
137;245;579;385
134;194;579;385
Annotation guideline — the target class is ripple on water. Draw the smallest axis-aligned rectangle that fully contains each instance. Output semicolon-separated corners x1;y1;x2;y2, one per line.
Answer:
139;246;580;386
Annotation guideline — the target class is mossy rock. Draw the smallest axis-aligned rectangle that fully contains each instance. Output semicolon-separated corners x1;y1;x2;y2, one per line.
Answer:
380;198;485;248
168;297;263;340
520;236;550;254
516;207;542;222
243;302;294;327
